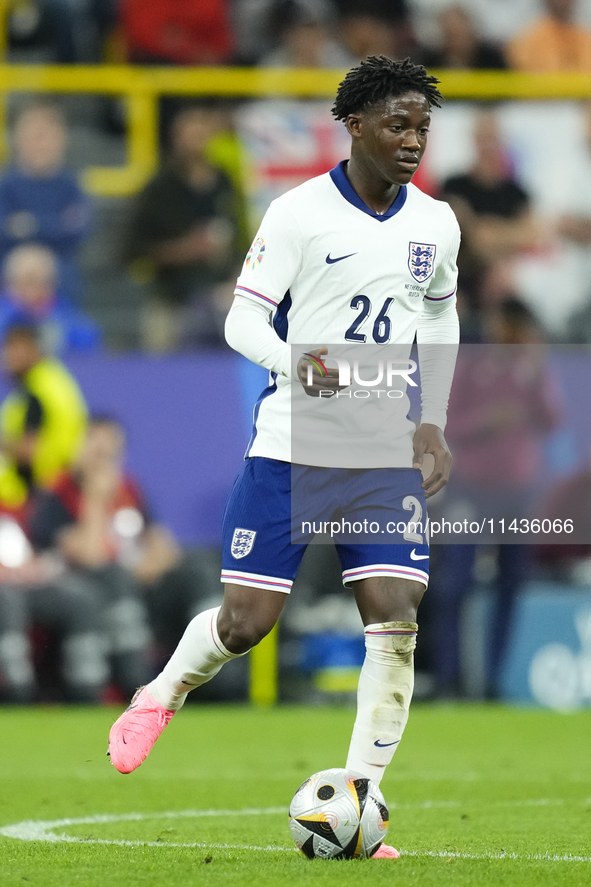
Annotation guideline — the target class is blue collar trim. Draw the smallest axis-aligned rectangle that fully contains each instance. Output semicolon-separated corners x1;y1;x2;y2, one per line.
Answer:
329;160;407;221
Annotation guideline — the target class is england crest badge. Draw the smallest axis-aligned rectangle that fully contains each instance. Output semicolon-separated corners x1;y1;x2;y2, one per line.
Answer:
231;528;257;559
408;242;436;283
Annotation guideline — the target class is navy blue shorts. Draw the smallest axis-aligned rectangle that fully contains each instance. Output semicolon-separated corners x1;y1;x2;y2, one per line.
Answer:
221;457;429;593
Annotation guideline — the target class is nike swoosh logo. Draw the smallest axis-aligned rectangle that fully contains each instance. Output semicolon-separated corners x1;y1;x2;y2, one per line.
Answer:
182;680;197;686
374;739;400;748
410;549;429;560
326;252;357;264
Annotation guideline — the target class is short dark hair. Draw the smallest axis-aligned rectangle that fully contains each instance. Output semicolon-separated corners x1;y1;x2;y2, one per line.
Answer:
332;56;443;121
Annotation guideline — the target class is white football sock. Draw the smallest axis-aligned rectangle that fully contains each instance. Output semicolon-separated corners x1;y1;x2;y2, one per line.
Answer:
346;621;418;785
148;607;247;711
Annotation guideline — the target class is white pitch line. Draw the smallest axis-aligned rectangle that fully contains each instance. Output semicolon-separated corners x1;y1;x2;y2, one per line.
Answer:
0;807;286;843
400;849;591;864
1;805;589;863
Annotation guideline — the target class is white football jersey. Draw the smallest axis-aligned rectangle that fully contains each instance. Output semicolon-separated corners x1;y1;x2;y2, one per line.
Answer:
234;161;460;467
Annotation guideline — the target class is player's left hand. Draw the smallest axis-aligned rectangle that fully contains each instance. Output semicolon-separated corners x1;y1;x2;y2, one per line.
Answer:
412;423;452;499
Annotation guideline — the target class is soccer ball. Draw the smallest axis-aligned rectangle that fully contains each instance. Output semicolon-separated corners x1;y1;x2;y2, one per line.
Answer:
288;768;389;859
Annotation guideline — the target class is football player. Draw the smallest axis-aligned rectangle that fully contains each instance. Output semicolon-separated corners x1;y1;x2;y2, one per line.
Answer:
108;56;460;860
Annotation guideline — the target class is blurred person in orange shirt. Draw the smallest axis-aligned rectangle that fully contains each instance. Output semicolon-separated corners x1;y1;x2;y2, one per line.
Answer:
507;0;591;71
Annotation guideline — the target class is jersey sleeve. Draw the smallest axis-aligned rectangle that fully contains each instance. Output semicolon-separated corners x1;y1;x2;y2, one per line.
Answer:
417;208;461;431
225;294;292;378
424;209;460;306
234;199;303;309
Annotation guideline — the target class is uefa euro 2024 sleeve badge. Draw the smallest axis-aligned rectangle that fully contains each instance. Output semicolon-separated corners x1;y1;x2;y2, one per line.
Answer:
408;242;436;283
245;237;265;270
231;528;257;558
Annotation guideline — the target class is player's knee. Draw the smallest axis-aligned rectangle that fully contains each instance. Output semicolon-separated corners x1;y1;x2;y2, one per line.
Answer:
217;611;273;654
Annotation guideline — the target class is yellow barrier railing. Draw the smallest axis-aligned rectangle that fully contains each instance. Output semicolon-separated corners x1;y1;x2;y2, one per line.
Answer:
249;624;279;707
0;66;590;196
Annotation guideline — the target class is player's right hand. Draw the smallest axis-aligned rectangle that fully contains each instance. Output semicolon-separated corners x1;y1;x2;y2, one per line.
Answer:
297;347;347;397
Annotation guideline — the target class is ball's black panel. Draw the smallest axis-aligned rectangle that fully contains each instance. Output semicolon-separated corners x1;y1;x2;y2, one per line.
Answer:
295;818;342;848
376;800;389;825
317;784;336;801
300;835;316;859
335;826;361;860
352;778;369;816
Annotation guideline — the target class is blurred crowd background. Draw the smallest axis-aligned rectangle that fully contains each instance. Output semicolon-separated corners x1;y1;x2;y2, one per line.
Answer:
0;0;591;709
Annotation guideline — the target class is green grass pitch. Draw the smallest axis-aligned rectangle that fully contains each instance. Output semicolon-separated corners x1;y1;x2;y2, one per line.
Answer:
1;704;590;886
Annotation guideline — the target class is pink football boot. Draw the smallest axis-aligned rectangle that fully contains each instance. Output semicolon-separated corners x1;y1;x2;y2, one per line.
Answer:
372;843;401;859
108;686;176;774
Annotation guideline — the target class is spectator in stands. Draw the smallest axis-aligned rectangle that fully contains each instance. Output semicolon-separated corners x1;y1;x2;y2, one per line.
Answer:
26;416;155;698
507;0;591;71
261;0;352;67
407;0;541;53
0;324;87;510
6;0;117;63
119;0;234;64
0;244;101;355
126;106;242;352
551;99;591;341
232;0;276;62
0;324;98;703
0;504;108;703
557;102;591;277
28;416;228;698
440;109;543;334
429;299;560;698
417;5;507;69
535;442;591;578
0;102;92;301
339;0;414;62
